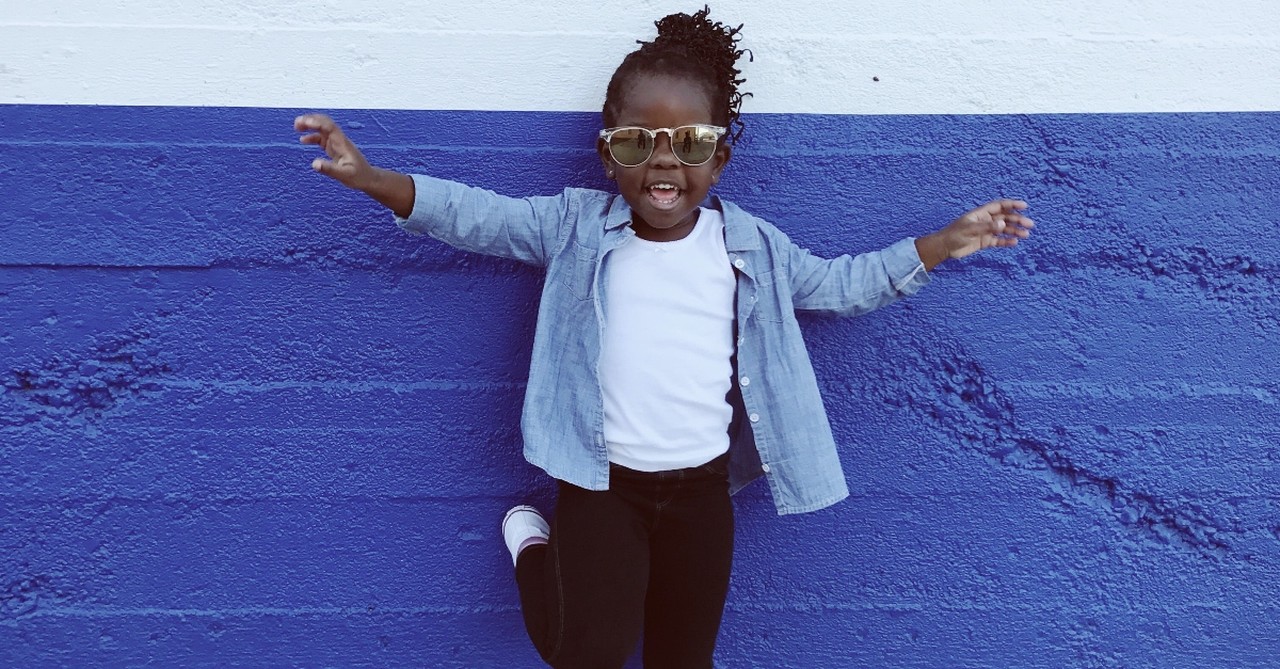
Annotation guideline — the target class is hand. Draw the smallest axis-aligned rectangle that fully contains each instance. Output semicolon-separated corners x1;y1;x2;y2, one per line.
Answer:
916;200;1035;270
295;113;376;190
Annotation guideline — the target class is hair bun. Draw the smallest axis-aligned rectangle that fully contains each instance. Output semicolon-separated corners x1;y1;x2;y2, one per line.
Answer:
651;6;747;72
652;6;717;42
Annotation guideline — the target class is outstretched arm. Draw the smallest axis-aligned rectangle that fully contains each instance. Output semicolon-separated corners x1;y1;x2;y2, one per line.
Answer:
295;113;416;218
294;113;566;266
785;199;1035;316
914;199;1035;270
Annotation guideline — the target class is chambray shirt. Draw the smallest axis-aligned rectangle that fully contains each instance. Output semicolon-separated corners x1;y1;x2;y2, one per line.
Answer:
397;174;930;514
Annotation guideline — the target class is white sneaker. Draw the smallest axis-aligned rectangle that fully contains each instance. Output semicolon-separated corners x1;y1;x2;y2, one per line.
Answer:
501;505;550;567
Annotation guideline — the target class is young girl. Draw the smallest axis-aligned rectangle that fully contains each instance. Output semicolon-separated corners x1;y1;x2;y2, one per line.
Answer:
295;8;1032;668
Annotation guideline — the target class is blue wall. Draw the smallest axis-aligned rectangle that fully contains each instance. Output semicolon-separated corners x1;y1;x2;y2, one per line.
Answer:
2;105;1278;667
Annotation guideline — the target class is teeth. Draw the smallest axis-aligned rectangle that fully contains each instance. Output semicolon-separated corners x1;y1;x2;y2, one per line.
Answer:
651;184;678;190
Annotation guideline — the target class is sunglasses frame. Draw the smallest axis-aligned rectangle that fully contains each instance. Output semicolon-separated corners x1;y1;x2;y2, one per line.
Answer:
599;124;728;167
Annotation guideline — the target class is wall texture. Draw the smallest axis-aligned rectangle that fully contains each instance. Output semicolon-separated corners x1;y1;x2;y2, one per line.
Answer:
2;2;1278;668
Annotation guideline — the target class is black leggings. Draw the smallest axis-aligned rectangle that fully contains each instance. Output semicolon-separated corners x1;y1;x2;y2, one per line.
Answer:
515;454;734;669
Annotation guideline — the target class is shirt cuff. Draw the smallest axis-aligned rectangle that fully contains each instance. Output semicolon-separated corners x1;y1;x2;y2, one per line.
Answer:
885;237;931;295
393;174;462;235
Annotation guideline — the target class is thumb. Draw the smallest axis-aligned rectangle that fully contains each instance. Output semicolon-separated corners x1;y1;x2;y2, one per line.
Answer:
311;157;335;176
311;157;351;184
311;156;366;189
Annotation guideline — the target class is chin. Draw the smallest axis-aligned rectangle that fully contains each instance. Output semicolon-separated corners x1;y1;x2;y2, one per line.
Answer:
652;207;698;227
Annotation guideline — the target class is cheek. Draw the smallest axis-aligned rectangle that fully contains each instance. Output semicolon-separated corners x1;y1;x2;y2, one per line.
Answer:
692;170;719;191
617;173;646;191
614;177;650;204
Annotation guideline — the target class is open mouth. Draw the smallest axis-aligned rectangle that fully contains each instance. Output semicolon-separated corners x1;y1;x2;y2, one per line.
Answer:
647;183;682;209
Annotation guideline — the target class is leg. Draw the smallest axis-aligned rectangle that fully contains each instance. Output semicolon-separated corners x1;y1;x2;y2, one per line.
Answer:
515;543;553;657
515;481;651;668
641;466;734;669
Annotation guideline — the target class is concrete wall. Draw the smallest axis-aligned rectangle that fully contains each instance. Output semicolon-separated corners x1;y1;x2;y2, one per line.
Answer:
2;2;1278;667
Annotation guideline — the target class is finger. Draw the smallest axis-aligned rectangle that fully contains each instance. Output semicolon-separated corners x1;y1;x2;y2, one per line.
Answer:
995;214;1035;235
294;113;337;133
976;199;1029;216
981;233;1018;248
299;125;355;159
320;131;358;160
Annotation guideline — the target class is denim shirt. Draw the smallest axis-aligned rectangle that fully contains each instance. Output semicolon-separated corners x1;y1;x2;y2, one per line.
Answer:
397;174;930;514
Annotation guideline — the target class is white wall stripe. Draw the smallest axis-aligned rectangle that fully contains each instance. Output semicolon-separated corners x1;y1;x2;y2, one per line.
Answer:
3;2;1278;114
8;0;1278;38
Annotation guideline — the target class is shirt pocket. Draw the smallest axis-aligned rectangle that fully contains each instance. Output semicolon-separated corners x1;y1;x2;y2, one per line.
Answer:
746;269;788;322
554;242;597;301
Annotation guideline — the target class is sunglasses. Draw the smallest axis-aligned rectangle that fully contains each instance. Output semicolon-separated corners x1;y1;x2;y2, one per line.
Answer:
599;124;727;167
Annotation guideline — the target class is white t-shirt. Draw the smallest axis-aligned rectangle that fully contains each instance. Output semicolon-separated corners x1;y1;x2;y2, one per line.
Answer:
600;208;737;471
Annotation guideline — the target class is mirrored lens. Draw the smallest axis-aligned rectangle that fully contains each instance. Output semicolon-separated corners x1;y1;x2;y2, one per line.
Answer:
672;126;719;165
608;129;653;166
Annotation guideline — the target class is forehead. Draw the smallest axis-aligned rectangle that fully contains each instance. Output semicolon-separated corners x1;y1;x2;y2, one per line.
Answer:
614;74;717;126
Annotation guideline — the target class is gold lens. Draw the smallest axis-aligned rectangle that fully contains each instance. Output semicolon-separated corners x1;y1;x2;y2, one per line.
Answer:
674;126;718;165
609;129;652;166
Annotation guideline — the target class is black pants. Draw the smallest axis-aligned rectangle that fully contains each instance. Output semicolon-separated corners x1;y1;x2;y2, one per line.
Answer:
515;454;734;669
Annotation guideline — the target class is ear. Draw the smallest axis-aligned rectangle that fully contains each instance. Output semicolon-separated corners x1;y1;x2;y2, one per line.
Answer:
597;138;616;179
710;143;732;184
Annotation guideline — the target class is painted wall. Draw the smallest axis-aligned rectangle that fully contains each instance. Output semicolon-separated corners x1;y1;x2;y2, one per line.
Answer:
2;2;1278;667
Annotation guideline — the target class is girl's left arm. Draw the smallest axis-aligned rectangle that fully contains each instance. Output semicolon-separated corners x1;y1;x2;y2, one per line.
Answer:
783;200;1034;316
785;237;930;317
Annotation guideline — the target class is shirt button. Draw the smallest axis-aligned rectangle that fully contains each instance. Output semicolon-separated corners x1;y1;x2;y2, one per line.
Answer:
761;463;771;473
733;258;745;269
740;376;750;387
749;413;760;423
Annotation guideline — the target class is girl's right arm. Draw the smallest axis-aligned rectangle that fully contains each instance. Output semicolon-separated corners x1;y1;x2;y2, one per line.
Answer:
295;113;569;266
295;114;415;218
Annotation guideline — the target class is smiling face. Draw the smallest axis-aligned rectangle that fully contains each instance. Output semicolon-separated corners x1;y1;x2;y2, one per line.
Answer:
599;74;732;241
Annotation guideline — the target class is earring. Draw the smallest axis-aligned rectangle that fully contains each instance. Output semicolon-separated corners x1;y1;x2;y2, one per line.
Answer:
607;170;615;179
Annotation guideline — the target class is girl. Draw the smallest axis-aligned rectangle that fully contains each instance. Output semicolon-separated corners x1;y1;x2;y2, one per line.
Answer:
295;7;1033;668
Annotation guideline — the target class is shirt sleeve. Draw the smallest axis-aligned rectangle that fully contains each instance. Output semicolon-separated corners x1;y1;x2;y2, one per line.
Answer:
394;173;573;267
785;236;931;316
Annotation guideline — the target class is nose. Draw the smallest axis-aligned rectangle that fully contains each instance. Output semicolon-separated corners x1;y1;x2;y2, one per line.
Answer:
647;130;680;168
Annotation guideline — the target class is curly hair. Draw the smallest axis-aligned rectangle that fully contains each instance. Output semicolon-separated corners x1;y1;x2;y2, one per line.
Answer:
602;6;752;143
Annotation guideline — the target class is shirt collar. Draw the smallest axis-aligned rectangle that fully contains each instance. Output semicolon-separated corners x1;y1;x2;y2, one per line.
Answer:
602;193;762;253
712;196;762;252
604;194;632;231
